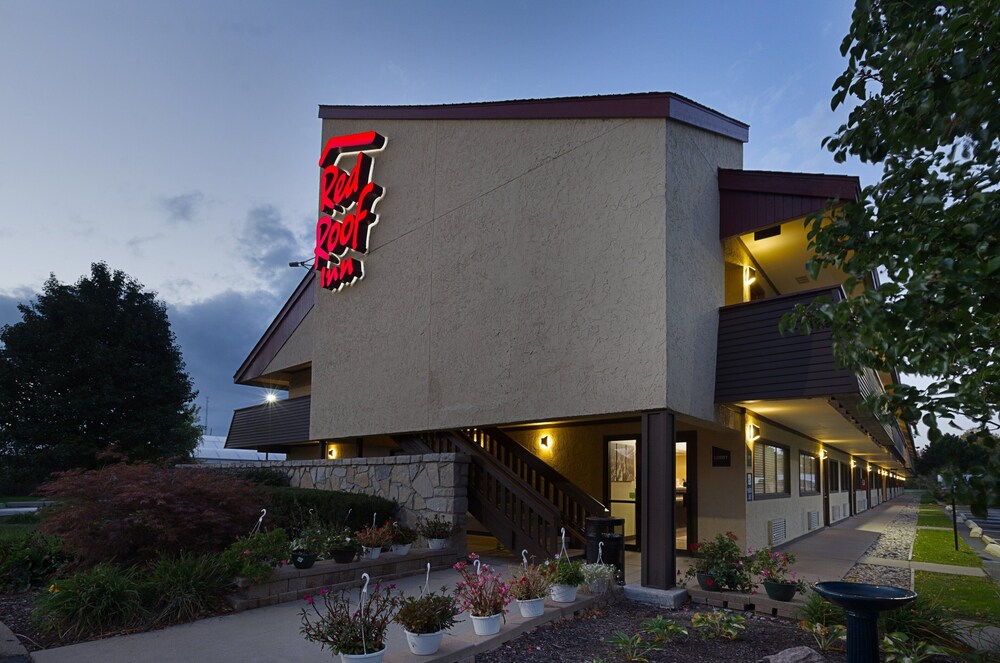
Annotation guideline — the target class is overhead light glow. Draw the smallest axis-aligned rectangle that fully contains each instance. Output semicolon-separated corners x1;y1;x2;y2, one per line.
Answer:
264;392;278;403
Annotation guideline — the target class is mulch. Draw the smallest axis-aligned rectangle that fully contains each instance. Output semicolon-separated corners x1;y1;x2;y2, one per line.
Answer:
476;599;847;663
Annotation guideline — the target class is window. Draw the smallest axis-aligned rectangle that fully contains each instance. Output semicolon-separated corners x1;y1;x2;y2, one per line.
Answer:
829;460;841;492
799;452;819;494
753;441;788;497
841;463;851;492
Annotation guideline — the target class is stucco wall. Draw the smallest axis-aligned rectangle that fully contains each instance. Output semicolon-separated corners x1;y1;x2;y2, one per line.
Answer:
307;118;672;440
694;428;747;546
264;309;316;377
664;122;743;422
744;416;825;551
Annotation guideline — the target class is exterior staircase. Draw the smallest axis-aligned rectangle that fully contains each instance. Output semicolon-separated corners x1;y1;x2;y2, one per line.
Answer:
392;428;607;559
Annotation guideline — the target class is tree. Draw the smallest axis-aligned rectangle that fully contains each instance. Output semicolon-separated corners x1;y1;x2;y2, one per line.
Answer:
789;1;998;435
0;263;200;491
916;431;992;477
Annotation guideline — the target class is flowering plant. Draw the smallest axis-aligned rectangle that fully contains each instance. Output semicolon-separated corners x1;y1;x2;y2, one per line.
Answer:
544;556;585;587
355;523;393;549
750;546;807;593
453;553;512;617
507;562;552;601
683;531;752;592
581;562;616;593
394;587;461;634
300;581;402;655
418;515;456;540
389;521;418;546
221;528;288;583
324;526;362;555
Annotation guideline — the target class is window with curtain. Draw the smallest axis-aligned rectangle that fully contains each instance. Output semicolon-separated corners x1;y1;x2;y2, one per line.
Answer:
799;452;819;494
753;441;788;497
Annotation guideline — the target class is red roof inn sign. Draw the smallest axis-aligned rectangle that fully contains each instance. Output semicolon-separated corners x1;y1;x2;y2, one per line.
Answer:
314;131;387;291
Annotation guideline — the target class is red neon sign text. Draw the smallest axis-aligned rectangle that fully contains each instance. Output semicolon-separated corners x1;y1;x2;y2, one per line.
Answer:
314;131;386;291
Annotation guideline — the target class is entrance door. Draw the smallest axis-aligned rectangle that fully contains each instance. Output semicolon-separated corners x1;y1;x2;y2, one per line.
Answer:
606;438;640;550
675;431;697;553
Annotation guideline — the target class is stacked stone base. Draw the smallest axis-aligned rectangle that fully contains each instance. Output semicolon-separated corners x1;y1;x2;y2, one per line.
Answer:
686;587;806;619
227;548;458;611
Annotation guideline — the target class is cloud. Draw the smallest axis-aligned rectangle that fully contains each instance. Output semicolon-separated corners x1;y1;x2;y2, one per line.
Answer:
126;233;164;255
0;289;32;331
239;204;303;290
168;288;290;436
160;191;204;224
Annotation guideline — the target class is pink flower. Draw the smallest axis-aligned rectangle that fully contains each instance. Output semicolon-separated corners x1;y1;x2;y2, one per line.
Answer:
304;594;313;605
319;588;329;595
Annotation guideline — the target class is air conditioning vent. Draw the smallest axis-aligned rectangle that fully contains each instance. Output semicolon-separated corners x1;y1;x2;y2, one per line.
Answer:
767;518;787;545
795;275;810;284
808;511;820;530
833;505;841;521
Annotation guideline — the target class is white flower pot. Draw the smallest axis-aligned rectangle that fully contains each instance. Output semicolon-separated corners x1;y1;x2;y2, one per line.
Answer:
391;543;412;555
550;583;578;603
427;538;447;550
404;629;443;655
470;613;502;635
340;647;386;663
517;597;546;618
362;546;381;560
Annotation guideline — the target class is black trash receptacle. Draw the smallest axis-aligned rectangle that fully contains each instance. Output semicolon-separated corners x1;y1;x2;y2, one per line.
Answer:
585;516;625;585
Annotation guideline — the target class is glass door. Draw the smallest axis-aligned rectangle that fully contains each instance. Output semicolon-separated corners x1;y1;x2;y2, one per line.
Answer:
606;438;639;549
675;431;697;554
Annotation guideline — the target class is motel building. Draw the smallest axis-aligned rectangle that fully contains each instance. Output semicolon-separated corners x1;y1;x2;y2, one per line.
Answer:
225;93;915;591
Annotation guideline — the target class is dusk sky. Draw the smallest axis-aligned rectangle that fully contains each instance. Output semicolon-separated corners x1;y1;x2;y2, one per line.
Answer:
0;1;896;438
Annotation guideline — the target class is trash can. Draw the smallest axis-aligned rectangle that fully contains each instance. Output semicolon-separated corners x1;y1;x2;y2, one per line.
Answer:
586;516;626;585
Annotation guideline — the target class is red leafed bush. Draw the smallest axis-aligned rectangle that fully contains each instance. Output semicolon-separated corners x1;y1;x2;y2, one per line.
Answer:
38;463;266;565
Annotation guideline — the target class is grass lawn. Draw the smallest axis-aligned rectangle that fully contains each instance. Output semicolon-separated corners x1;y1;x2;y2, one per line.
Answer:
0;523;37;541
920;492;938;504
911;529;982;567
915;571;1000;625
917;508;956;528
0;495;43;503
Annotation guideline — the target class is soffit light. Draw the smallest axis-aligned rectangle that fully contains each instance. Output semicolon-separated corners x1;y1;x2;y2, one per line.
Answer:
743;265;757;286
745;423;761;444
540;435;550;448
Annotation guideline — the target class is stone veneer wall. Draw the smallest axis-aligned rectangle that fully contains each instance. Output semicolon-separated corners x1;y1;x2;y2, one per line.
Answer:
214;453;470;546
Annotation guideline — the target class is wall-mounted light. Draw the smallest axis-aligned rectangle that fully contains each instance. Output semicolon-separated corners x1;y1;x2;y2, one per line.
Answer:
327;445;338;459
866;464;871;473
743;265;758;286
850;459;857;469
264;392;278;403
745;423;761;444
819;449;828;460
540;435;550;449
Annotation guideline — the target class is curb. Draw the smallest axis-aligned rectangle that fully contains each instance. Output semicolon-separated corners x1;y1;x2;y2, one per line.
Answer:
0;621;29;663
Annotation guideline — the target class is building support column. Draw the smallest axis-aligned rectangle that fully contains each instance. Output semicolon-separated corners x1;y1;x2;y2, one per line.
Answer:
641;410;675;589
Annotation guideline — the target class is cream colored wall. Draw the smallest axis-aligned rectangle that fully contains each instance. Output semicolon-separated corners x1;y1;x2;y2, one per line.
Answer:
308;118;672;440
264;308;316;376
664;123;743;421
288;369;312;398
502;421;641;501
827;448;852;523
694;428;747;546
743;415;826;551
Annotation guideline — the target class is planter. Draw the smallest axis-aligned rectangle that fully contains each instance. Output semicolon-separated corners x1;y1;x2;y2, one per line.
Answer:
404;630;444;656
427;538;448;550
340;647;386;663
291;552;317;569
516;597;546;618
550;583;578;603
763;579;798;602
470;613;502;636
696;572;719;591
391;543;412;555
361;546;382;560
331;548;357;564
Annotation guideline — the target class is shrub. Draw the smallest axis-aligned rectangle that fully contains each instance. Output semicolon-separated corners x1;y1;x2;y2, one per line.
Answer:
267;487;397;534
145;553;230;625
38;463;266;565
684;531;753;592
799;591;845;626
878;595;969;652
221;528;289;582
545;557;585;587
417;514;457;540
0;530;71;591
691;610;745;640
33;564;146;638
207;466;290;487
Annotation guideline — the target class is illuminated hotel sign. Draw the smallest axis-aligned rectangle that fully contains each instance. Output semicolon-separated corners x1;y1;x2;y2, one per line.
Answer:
314;131;387;291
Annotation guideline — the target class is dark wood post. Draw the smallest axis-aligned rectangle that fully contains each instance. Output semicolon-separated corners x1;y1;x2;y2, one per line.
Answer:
641;410;675;589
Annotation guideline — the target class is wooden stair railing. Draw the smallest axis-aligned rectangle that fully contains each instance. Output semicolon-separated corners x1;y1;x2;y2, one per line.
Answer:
389;435;434;455
418;431;561;558
461;427;608;546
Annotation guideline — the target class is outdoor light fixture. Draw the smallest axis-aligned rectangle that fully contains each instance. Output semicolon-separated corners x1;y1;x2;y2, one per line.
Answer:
745;423;761;443
743;265;757;286
327;446;338;460
866;464;871;472
264;392;278;403
851;459;857;468
819;449;828;460
540;435;550;449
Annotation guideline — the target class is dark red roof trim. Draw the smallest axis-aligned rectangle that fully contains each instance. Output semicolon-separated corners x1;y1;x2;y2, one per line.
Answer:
718;169;861;239
318;92;749;143
234;271;316;385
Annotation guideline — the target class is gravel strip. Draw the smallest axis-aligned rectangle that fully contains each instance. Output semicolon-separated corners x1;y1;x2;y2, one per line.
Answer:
843;562;911;589
863;502;918;560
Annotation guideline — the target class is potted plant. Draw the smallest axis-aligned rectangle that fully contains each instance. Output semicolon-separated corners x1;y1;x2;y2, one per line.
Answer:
545;556;585;603
508;562;551;617
389;521;418;555
325;527;361;564
300;581;402;662
750;546;807;601
290;526;327;569
581;562;616;594
356;523;393;560
683;531;752;593
394;588;461;655
418;515;456;549
453;553;512;635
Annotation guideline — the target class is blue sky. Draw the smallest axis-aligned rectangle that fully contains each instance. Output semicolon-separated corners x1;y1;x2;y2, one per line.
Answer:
0;1;882;437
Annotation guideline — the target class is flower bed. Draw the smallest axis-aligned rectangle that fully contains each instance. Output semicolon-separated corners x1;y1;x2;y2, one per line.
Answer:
227;548;457;611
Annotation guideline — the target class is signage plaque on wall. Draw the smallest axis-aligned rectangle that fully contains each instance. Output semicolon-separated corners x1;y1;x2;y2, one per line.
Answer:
711;446;731;467
313;131;387;291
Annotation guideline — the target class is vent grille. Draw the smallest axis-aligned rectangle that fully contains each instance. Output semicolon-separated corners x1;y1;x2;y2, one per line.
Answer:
833;505;842;520
768;518;787;545
795;275;810;284
808;511;820;530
